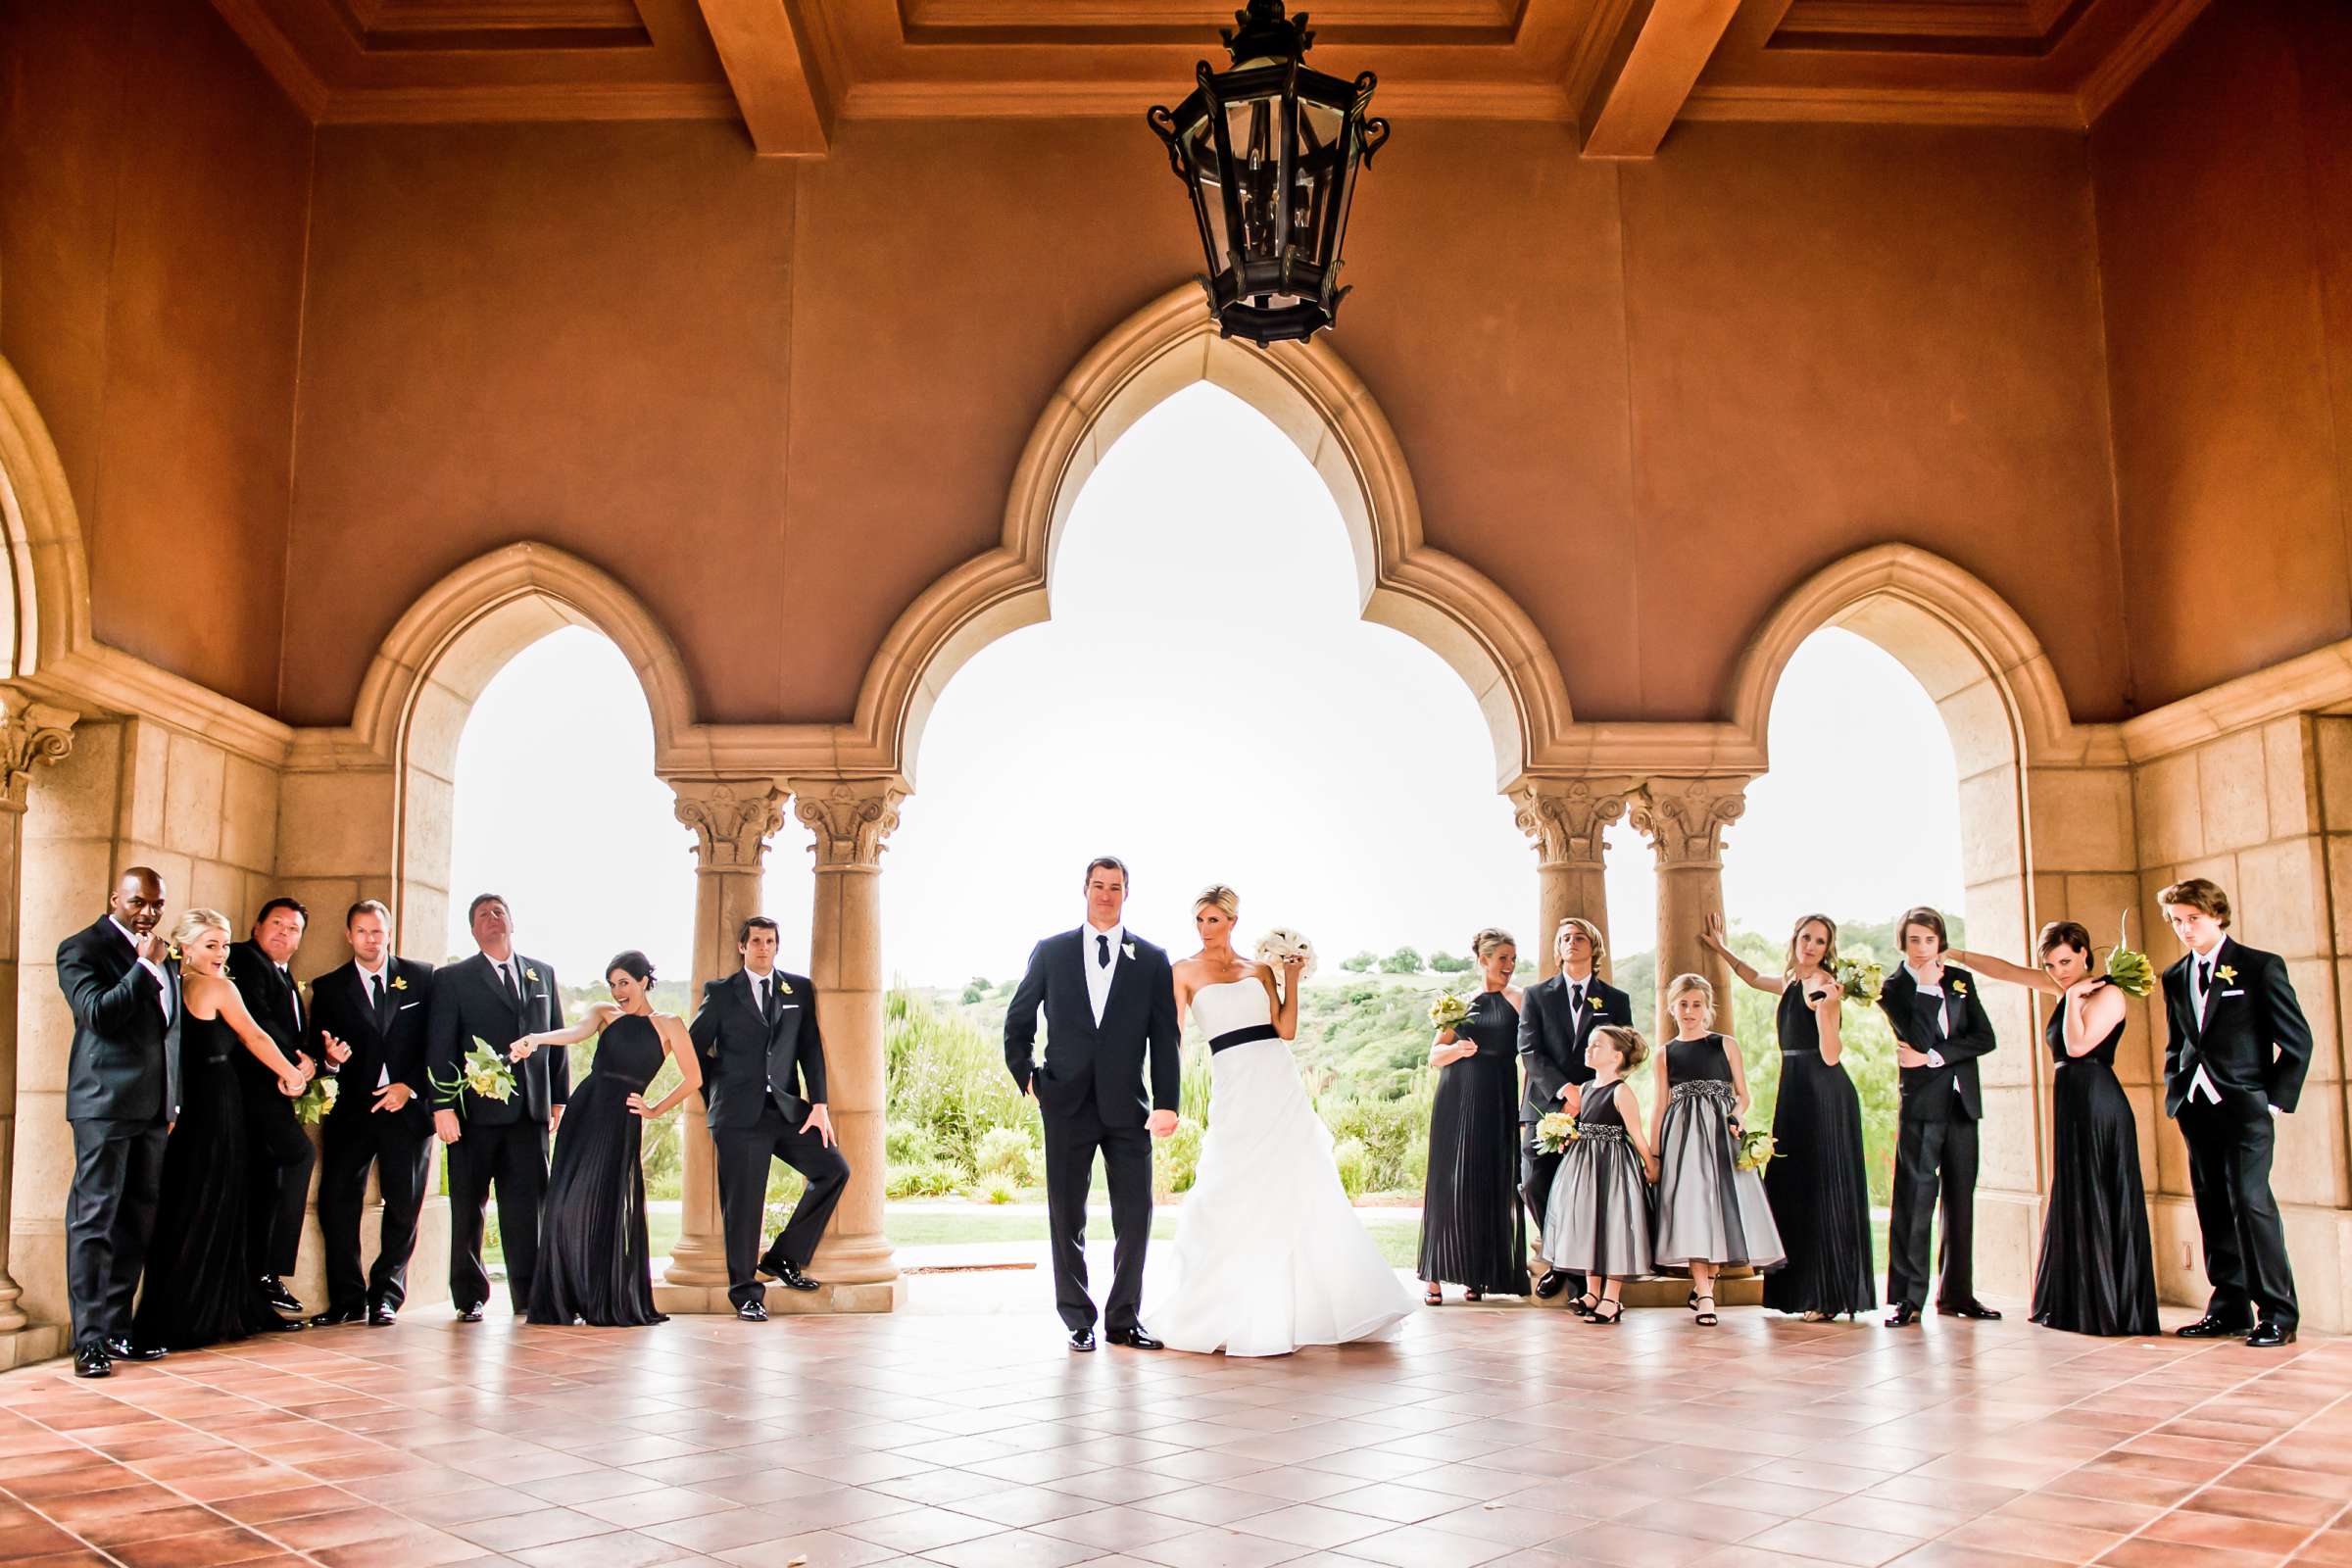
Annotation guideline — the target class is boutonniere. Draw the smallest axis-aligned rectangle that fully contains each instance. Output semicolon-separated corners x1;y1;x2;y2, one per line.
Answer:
1123;942;1138;961
776;977;794;996
168;945;182;962
1950;979;1968;996
390;975;410;992
524;967;540;985
2216;964;2236;985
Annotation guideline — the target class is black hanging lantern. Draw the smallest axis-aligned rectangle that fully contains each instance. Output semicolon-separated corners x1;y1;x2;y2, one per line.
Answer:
1148;0;1391;346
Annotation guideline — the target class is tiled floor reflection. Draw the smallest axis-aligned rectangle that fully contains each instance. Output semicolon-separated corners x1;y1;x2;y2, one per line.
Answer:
2;1297;2345;1568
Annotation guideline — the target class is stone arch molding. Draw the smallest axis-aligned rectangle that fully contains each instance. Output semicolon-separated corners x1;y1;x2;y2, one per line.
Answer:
850;285;1576;791
0;353;96;684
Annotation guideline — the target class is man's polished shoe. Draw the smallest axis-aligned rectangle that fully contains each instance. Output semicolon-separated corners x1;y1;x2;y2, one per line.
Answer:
1885;1303;1922;1328
103;1337;167;1361
736;1300;769;1322
774;1262;820;1293
2176;1313;2252;1339
367;1303;398;1328
74;1344;112;1379
1068;1329;1096;1351
2246;1321;2298;1348
1939;1300;2003;1321
259;1275;303;1315
311;1303;368;1327
1534;1269;1567;1300
456;1304;483;1323
1106;1326;1164;1350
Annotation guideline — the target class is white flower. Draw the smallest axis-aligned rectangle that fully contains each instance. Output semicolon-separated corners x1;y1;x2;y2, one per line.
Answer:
1122;942;1137;961
1251;928;1317;989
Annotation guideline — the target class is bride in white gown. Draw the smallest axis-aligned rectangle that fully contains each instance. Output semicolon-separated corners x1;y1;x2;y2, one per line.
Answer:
1150;885;1419;1356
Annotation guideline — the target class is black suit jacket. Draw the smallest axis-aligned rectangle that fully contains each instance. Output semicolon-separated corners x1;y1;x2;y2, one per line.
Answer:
691;967;827;1131
57;915;182;1124
1004;928;1181;1129
228;940;315;1094
1878;963;1995;1122
307;957;438;1136
2161;938;2313;1117
1516;971;1632;1126
425;953;569;1125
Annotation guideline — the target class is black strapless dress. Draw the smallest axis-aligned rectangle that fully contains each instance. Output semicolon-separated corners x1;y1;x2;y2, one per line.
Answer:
1760;984;1877;1317
133;1015;282;1348
1418;990;1530;1295
528;1013;669;1326
2032;995;2159;1335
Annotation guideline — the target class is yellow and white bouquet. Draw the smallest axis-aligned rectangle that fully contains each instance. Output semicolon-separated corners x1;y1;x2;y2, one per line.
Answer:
1536;1110;1581;1154
1833;956;1884;1004
428;1037;517;1111
1428;991;1470;1033
1733;1127;1778;1174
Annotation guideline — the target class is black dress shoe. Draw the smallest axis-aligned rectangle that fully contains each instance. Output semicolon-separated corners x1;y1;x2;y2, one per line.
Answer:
74;1345;112;1378
774;1262;820;1293
456;1304;483;1323
103;1337;167;1361
1105;1326;1164;1349
2246;1321;2298;1348
2176;1313;2251;1339
1068;1329;1096;1351
1534;1269;1566;1300
1885;1303;1922;1328
1939;1300;2003;1321
311;1304;368;1327
258;1275;303;1315
736;1300;769;1322
367;1303;398;1327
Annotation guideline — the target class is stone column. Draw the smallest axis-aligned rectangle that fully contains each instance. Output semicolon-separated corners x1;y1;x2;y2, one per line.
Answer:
1627;777;1749;1036
658;779;786;1313
788;775;904;1309
0;692;74;1342
1511;776;1633;982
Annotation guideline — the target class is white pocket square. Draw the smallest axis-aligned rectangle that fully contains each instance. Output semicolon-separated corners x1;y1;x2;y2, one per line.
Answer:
2221;989;2245;998
397;1001;421;1011
778;1003;800;1011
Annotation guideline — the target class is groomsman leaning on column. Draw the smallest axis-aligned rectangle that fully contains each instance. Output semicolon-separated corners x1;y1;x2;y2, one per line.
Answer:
228;899;321;1323
427;894;568;1321
306;900;437;1328
1516;915;1629;1300
2159;878;2313;1348
56;866;181;1377
1878;906;2002;1327
690;915;850;1321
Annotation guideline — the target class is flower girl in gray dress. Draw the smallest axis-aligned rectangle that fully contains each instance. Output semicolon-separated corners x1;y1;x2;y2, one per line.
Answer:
1648;974;1784;1326
1539;1025;1656;1324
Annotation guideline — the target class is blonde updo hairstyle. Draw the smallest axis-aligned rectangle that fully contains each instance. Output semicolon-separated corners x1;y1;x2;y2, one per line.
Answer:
1590;1023;1649;1071
170;908;231;951
1470;927;1516;962
1665;972;1717;1024
1194;884;1240;922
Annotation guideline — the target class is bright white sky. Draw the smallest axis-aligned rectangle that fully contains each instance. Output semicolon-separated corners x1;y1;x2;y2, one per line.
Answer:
447;384;1963;985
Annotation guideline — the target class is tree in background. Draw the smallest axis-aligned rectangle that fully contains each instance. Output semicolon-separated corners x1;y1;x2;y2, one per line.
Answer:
1341;951;1377;973
1379;946;1424;974
1427;951;1471;973
959;975;992;1004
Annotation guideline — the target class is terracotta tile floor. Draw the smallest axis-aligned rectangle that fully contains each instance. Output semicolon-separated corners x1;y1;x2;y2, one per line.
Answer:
3;1297;2346;1568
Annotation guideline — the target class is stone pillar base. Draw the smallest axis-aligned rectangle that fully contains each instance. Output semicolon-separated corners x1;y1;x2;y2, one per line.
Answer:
654;1276;904;1315
0;1320;66;1371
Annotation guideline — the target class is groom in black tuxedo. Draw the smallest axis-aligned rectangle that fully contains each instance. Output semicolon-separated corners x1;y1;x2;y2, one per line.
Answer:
307;900;438;1327
1878;906;2001;1326
228;898;321;1320
2159;877;2313;1348
691;914;851;1321
1004;857;1181;1351
427;893;568;1319
1516;916;1629;1298
56;866;181;1377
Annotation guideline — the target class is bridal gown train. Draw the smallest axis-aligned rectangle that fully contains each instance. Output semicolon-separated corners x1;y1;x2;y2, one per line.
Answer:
1150;978;1419;1356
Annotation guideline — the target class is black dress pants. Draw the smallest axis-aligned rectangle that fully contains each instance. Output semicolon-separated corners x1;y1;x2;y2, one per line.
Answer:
243;1081;317;1279
66;1116;167;1348
2180;1096;2297;1329
317;1107;435;1312
1041;1099;1152;1335
446;1120;548;1312
713;1105;852;1308
1886;1111;1979;1309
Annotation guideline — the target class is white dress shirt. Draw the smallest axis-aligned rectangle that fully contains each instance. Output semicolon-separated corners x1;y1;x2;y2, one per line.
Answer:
747;967;777;1019
112;915;172;1020
1562;969;1593;1029
2184;944;2225;1106
1084;921;1124;1026
277;962;303;1031
357;957;392;1088
1902;961;1949;1067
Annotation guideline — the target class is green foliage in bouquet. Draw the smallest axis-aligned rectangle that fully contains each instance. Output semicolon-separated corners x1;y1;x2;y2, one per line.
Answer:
291;1075;338;1126
1536;1109;1580;1155
1833;956;1885;1004
2106;914;2154;998
1734;1127;1778;1174
1428;992;1470;1032
428;1037;517;1111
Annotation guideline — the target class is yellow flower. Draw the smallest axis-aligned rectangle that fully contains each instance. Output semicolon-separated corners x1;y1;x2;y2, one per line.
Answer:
776;977;794;995
2217;964;2237;984
524;967;540;984
1951;980;1968;995
390;975;409;991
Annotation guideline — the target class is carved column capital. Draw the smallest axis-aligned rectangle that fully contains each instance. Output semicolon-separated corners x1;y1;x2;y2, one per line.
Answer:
0;689;76;813
1511;776;1634;869
788;776;907;870
671;779;787;871
1627;776;1749;868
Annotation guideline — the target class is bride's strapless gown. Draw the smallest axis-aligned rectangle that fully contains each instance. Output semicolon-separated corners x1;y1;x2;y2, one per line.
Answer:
1149;979;1419;1356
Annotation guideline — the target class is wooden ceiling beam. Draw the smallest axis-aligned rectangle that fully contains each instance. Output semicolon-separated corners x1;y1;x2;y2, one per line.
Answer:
208;0;331;121
697;0;834;155
1575;0;1746;159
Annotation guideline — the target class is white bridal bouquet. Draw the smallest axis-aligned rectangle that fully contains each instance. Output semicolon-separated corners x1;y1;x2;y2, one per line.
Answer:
1252;928;1317;992
1536;1110;1581;1154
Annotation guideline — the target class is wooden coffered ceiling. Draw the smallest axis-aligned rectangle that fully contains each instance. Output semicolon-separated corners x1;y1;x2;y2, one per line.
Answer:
208;0;2210;158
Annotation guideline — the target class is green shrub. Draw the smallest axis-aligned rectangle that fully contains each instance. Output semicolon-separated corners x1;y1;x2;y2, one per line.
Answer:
887;1160;964;1199
1331;1136;1371;1199
886;1121;941;1166
1154;1116;1204;1199
885;988;1031;1177
973;1173;1020;1204
975;1125;1037;1181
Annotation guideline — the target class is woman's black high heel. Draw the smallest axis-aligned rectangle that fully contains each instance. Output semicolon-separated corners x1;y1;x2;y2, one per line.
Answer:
1568;1293;1599;1317
1694;1294;1718;1327
1588;1299;1623;1325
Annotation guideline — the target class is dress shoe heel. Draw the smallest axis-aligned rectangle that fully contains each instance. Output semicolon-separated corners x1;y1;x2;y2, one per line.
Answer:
1107;1326;1164;1349
2246;1322;2297;1348
2175;1314;2250;1339
74;1345;112;1379
103;1337;167;1361
1068;1329;1097;1351
736;1300;769;1322
1886;1303;1922;1328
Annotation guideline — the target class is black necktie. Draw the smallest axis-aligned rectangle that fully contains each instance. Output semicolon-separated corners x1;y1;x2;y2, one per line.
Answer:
1097;935;1110;969
281;966;301;1030
370;970;386;1024
2198;960;2212;1001
500;962;520;1007
1570;984;1585;1016
761;977;777;1024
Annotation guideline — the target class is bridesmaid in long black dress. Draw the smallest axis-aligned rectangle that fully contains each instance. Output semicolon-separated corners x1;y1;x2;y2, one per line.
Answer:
1949;926;2159;1335
1703;912;1876;1320
521;950;703;1326
133;910;314;1349
1419;929;1530;1303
